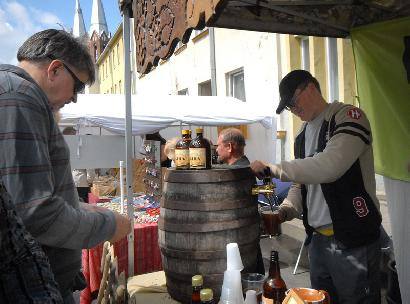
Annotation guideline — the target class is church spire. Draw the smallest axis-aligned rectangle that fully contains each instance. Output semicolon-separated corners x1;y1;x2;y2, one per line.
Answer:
72;0;87;38
89;0;109;36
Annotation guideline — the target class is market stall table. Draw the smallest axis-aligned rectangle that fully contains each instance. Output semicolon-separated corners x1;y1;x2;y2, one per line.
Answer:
88;192;111;204
80;222;162;304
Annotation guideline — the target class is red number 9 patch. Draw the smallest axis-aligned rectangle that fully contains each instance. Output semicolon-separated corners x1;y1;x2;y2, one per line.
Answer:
352;196;369;217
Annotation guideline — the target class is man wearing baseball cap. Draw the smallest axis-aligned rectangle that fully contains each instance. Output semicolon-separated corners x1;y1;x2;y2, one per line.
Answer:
251;70;382;303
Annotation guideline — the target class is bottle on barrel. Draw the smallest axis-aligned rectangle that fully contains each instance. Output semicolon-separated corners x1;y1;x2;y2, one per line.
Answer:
200;288;215;304
175;129;192;169
191;275;203;304
189;128;211;169
262;251;287;304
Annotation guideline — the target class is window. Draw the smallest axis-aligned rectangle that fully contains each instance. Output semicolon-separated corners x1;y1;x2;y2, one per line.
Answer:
117;44;120;65
300;36;310;71
226;68;246;102
178;88;189;95
113;51;115;68
326;37;339;102
119;80;122;94
198;80;212;96
94;45;98;61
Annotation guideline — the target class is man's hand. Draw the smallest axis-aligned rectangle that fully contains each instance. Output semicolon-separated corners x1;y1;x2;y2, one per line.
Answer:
250;160;270;179
110;212;132;243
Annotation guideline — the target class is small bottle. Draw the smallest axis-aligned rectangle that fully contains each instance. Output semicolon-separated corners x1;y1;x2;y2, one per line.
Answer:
200;288;215;304
191;275;203;304
262;251;287;304
175;129;192;169
189;128;211;169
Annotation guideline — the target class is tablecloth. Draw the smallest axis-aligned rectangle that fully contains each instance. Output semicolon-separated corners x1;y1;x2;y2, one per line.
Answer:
80;222;162;304
88;192;111;204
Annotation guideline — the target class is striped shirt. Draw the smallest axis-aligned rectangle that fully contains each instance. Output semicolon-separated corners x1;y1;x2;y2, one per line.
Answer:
0;64;116;296
0;181;63;303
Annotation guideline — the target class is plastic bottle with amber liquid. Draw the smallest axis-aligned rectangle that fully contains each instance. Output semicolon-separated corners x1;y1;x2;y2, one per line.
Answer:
175;129;192;169
191;275;203;304
262;250;287;304
189;128;211;169
200;288;215;304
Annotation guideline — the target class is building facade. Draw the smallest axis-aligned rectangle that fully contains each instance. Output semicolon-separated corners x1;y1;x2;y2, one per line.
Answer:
133;28;356;162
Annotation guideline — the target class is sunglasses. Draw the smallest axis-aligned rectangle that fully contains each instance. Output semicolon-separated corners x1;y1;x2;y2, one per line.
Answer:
48;56;85;95
285;82;308;111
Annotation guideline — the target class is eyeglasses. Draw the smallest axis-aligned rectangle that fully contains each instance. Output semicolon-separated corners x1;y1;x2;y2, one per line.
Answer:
48;56;85;95
61;62;85;94
285;83;308;111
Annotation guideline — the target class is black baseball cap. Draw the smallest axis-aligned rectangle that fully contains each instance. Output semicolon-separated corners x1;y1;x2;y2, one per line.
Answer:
276;70;314;114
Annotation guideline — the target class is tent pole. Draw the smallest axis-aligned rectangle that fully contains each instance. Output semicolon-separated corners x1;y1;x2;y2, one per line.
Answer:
123;6;134;277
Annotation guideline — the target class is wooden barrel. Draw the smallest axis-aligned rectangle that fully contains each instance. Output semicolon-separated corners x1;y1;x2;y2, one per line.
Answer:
159;168;259;303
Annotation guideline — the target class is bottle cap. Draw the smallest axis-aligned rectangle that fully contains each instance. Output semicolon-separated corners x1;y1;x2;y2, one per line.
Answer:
192;275;203;287
200;288;213;301
196;128;203;133
182;129;190;135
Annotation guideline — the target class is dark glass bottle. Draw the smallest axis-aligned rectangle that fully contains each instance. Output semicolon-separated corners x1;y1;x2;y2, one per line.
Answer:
175;129;191;169
262;251;287;304
191;275;203;304
189;128;211;169
200;288;215;304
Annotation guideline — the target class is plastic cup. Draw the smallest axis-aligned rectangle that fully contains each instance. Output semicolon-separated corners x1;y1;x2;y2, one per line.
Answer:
222;270;244;304
226;242;244;271
260;206;282;236
219;286;237;303
244;289;258;304
241;273;265;304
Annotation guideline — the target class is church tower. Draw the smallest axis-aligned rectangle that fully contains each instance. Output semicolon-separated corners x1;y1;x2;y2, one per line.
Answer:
72;0;87;38
88;0;110;64
89;0;109;37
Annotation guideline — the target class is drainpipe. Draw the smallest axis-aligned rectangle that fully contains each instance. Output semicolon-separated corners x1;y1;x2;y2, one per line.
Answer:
209;27;217;96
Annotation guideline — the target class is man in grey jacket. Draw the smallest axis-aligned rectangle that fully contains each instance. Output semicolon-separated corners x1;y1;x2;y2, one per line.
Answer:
251;70;382;304
0;29;131;303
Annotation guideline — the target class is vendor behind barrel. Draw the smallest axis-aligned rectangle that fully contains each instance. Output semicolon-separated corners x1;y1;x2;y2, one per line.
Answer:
250;70;382;304
216;127;265;275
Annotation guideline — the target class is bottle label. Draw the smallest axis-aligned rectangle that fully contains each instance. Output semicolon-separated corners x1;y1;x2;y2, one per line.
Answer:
189;148;206;168
175;149;190;168
262;296;273;304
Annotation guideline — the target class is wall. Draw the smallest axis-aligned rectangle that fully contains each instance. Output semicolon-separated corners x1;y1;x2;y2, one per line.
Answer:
98;25;125;95
135;28;280;164
278;35;357;160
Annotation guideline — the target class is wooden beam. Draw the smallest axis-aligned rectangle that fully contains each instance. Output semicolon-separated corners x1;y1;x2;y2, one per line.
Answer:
237;0;350;34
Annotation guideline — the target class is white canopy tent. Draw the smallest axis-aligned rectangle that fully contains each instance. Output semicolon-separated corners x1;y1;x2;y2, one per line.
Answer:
60;94;274;134
61;92;275;276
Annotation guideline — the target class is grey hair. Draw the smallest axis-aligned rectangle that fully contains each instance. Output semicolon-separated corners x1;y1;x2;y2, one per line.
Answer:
219;128;246;149
17;29;95;84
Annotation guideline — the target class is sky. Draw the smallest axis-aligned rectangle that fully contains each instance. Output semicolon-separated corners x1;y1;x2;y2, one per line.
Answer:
0;0;121;64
